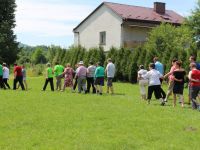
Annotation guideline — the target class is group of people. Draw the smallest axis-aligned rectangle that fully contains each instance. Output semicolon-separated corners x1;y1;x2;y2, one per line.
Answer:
0;63;27;91
42;58;116;95
138;56;200;110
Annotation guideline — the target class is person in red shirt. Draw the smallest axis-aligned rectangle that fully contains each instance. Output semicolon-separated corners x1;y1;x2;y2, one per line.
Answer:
188;63;200;110
13;63;25;90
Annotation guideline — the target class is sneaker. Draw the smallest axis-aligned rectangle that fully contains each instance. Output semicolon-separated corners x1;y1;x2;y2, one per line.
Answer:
161;102;165;106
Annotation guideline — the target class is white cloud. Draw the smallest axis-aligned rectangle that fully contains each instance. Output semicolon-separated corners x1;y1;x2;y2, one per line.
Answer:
15;0;94;38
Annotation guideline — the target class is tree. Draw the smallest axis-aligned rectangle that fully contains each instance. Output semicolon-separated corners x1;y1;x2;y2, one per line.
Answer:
145;23;195;72
31;48;47;64
0;0;19;64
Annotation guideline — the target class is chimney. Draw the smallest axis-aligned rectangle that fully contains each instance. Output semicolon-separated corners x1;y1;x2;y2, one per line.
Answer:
154;2;165;14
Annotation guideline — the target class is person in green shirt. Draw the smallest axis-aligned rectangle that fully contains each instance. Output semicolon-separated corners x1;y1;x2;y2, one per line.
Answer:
54;62;64;91
94;62;105;95
42;63;54;91
0;64;6;89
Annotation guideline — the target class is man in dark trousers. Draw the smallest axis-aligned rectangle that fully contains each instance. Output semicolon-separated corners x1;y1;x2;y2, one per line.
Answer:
13;63;25;90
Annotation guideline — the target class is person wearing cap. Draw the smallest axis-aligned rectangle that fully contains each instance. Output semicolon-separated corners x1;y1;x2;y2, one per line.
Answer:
94;62;105;95
54;62;64;91
75;61;87;93
0;63;6;89
105;58;115;94
86;61;96;93
2;63;10;89
13;63;25;90
42;63;54;91
137;65;148;100
188;63;200;110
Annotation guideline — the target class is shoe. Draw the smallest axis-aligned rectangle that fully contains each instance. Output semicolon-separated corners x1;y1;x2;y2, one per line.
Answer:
161;102;165;106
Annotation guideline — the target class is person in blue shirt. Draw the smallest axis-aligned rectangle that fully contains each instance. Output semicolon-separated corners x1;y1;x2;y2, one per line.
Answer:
153;57;164;75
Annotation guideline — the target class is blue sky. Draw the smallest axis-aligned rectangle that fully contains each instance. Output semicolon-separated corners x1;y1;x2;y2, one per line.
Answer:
15;0;197;47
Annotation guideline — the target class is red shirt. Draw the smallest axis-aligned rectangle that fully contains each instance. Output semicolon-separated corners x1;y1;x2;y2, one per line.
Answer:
190;69;200;87
14;66;23;76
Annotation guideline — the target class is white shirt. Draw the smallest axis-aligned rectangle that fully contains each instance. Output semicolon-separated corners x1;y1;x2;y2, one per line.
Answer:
3;67;9;79
138;69;147;76
142;69;162;86
106;62;115;78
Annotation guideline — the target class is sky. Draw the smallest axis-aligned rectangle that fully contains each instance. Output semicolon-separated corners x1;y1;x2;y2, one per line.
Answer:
15;0;198;47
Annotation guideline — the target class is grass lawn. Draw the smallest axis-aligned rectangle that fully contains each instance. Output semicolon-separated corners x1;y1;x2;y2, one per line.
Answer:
0;77;200;150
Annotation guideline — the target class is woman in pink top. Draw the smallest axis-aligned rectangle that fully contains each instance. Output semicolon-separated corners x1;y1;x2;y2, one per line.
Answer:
61;63;74;92
163;58;178;102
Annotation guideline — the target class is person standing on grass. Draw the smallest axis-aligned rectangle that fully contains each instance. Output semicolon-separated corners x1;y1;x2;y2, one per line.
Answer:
61;63;74;92
188;55;200;104
2;63;10;89
94;62;105;95
137;65;148;100
172;61;186;108
42;63;54;91
105;58;115;94
73;63;79;91
153;57;166;99
0;63;6;89
86;61;96;93
54;62;64;91
76;61;87;94
163;58;178;102
13;63;25;90
22;65;28;90
188;63;200;110
142;63;165;105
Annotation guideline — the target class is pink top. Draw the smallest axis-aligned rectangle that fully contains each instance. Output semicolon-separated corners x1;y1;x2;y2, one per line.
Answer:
168;66;176;81
77;66;87;77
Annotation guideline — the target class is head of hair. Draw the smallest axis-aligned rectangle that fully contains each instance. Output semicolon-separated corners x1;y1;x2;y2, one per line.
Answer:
55;62;59;65
153;57;158;62
46;63;51;67
175;60;182;67
139;65;144;69
149;63;155;69
107;58;112;62
190;55;196;61
89;61;94;65
67;63;71;67
190;63;196;68
97;62;102;66
172;58;178;63
2;63;6;67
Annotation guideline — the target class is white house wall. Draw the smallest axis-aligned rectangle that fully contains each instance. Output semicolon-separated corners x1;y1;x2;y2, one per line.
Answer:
74;5;123;51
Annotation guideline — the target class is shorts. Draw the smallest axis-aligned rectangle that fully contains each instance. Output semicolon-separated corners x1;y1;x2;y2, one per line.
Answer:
94;77;104;86
107;77;113;87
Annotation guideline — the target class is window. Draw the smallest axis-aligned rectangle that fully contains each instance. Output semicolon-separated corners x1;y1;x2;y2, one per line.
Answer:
99;31;106;45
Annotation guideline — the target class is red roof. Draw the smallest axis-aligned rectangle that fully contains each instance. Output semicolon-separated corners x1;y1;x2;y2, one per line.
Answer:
105;2;184;24
74;2;184;31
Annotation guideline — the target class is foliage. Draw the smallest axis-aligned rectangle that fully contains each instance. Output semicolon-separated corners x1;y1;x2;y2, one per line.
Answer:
0;0;19;64
31;48;47;64
145;23;196;72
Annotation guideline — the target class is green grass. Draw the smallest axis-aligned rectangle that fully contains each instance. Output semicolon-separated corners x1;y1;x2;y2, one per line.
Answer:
0;77;200;150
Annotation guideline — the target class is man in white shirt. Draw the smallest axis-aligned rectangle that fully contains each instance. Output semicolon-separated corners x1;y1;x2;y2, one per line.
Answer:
2;63;10;89
142;63;166;105
105;58;115;94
